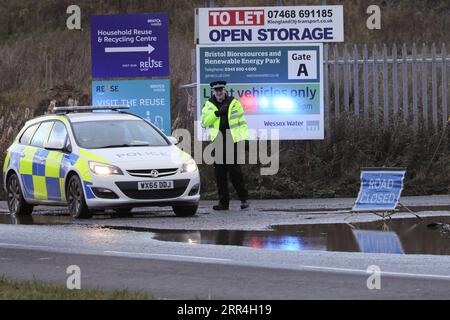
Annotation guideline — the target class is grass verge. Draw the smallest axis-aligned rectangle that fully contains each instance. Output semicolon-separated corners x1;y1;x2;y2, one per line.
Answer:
0;276;157;300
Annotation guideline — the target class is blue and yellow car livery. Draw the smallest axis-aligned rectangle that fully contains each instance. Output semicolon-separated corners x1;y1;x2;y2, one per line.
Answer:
3;107;200;219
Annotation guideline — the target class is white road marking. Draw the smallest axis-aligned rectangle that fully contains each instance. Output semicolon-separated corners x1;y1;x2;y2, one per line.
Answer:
0;242;54;250
104;250;232;262
302;265;450;280
1;242;449;281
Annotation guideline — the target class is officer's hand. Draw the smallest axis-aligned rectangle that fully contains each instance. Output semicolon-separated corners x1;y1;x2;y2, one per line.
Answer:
214;109;226;117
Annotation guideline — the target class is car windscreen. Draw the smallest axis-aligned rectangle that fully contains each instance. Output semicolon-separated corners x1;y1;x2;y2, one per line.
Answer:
72;119;169;149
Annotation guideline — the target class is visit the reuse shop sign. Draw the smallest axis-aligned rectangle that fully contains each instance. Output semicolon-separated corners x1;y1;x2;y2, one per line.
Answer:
92;80;171;135
196;5;344;44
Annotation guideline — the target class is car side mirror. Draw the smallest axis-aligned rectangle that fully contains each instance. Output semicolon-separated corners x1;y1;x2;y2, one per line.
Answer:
168;136;179;145
64;143;72;154
45;141;65;151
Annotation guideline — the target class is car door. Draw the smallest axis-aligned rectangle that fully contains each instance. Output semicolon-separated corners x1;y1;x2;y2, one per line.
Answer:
44;120;69;201
29;121;54;200
16;123;40;199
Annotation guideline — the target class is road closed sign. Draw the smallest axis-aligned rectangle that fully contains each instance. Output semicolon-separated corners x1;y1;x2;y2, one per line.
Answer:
196;5;344;44
91;13;169;78
352;169;406;212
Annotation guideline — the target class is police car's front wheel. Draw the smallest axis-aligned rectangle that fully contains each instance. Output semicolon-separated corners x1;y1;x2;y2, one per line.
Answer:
172;204;198;217
7;173;33;215
67;175;93;219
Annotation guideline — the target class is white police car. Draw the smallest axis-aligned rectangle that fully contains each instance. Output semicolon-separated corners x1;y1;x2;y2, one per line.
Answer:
3;106;200;219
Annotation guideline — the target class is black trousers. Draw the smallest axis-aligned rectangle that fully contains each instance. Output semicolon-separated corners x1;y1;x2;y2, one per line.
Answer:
213;136;248;206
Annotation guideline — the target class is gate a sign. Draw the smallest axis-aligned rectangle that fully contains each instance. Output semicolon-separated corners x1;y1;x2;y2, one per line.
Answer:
288;50;318;80
91;13;169;78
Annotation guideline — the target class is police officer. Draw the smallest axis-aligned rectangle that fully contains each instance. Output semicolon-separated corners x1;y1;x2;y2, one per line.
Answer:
201;80;249;211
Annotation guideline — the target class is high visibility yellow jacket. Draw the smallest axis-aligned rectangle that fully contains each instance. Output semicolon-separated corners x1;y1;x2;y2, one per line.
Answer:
201;97;249;143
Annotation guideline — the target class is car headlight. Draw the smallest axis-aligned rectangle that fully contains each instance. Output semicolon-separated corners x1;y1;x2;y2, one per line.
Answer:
89;161;123;175
181;159;198;173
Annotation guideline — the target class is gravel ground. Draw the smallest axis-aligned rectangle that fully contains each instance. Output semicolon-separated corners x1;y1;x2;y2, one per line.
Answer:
0;195;449;230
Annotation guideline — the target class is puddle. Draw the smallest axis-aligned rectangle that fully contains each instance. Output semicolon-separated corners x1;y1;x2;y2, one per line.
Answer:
0;214;71;225
261;205;450;213
2;212;450;255
0;211;140;225
147;217;450;255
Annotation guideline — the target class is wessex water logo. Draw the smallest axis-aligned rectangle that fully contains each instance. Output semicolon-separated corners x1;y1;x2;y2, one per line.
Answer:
95;84;119;96
306;121;320;132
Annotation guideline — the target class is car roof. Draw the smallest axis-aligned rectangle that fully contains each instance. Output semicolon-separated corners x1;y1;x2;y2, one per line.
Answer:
64;112;141;123
26;112;141;125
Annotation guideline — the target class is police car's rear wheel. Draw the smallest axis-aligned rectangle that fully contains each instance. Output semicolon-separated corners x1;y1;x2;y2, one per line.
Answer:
172;204;198;217
7;174;33;215
67;175;92;219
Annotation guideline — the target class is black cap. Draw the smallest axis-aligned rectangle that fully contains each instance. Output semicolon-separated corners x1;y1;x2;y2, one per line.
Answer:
210;80;227;89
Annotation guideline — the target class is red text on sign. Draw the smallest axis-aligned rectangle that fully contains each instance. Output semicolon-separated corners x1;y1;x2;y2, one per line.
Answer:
209;10;265;26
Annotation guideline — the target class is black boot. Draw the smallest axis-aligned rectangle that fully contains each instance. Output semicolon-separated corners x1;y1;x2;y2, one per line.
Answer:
213;203;229;211
240;200;250;210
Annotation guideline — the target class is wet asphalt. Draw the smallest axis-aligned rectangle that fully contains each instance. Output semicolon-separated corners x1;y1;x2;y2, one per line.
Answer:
1;195;450;299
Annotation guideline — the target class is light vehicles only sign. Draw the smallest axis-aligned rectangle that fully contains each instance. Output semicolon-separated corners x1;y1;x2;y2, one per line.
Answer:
196;5;344;44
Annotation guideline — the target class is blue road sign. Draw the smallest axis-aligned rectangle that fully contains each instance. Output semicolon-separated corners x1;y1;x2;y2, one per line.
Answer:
352;169;406;212
92;80;171;135
91;13;169;78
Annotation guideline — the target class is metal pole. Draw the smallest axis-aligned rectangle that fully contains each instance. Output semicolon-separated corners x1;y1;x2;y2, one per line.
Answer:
205;0;214;7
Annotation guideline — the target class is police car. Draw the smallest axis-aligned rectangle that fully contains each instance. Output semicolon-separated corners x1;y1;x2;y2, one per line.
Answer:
3;106;200;219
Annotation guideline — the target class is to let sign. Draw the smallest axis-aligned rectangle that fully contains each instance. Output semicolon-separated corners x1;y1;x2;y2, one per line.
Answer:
196;6;344;44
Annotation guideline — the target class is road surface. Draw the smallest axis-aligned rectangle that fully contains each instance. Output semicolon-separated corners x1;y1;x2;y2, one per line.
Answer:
1;196;450;299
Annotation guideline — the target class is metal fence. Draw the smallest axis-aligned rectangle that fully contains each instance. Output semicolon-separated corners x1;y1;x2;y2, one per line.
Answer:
324;43;449;133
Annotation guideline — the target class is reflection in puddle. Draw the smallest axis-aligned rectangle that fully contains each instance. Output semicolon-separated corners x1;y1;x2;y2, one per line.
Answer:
151;217;450;255
1;212;450;255
0;214;71;225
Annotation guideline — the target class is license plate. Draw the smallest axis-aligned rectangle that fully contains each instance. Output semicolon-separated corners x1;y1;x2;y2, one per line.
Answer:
138;181;174;190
